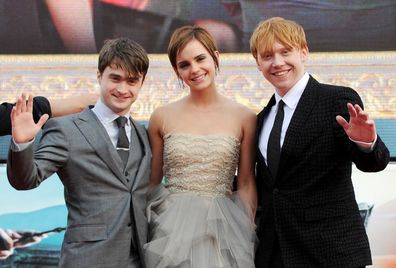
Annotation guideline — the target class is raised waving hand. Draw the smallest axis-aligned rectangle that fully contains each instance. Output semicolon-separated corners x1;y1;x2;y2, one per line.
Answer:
11;93;49;143
336;103;376;143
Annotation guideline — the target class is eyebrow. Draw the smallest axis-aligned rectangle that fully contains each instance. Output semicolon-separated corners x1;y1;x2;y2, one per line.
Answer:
108;73;122;78
177;53;206;66
194;53;205;59
127;76;141;81
108;73;141;80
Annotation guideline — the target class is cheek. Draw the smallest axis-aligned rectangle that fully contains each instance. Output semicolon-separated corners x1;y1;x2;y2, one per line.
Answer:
131;86;141;95
103;86;115;95
178;70;187;78
101;81;113;91
258;63;269;73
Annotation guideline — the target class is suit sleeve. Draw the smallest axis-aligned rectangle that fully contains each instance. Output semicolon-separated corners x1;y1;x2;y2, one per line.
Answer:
0;102;13;136
7;118;69;190
32;96;52;122
334;87;390;172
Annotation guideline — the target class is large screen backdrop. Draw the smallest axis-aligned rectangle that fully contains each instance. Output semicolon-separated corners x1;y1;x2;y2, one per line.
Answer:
0;1;395;267
1;0;395;54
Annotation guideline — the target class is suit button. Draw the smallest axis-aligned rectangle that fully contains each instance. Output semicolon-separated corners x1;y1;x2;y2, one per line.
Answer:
128;223;132;227
126;179;130;182
125;171;129;176
273;188;279;194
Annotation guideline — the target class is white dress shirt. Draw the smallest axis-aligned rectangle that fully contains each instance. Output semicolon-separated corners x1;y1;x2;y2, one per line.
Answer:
92;99;131;148
259;73;309;163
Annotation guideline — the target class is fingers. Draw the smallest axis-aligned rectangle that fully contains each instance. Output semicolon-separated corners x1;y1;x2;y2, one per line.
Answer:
0;250;13;259
14;237;35;248
15;94;24;115
10;106;16;123
37;114;50;128
354;103;363;113
347;103;371;121
14;235;44;248
6;230;21;240
15;93;30;115
335;115;348;131
346;103;357;118
0;229;13;250
365;119;375;126
27;94;34;113
347;103;365;118
354;104;371;122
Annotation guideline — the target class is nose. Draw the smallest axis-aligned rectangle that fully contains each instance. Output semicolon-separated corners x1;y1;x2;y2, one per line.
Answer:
272;54;284;67
117;82;128;93
190;62;199;73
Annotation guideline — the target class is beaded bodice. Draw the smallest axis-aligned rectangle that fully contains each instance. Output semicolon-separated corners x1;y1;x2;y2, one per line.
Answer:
163;133;240;196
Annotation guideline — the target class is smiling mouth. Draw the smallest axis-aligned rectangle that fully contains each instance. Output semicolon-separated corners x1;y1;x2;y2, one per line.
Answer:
272;69;290;76
191;73;206;82
113;95;131;101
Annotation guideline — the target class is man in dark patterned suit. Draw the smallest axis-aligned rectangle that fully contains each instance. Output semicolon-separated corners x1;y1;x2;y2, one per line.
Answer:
251;17;390;268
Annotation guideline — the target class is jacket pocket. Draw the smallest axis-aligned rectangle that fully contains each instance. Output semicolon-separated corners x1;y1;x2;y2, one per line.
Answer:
65;224;108;243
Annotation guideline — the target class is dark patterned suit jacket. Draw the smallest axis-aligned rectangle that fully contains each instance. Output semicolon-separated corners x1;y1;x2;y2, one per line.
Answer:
255;76;390;268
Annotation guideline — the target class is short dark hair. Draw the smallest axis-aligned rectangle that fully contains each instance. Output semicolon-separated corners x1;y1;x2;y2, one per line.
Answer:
98;38;149;80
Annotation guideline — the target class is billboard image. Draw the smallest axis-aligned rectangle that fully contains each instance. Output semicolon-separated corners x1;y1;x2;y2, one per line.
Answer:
0;0;395;54
0;0;395;267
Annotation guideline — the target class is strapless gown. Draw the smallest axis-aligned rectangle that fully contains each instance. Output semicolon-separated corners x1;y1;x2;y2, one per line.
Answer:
144;133;256;268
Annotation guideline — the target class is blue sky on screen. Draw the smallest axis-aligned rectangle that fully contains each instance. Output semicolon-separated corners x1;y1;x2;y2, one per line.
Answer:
0;165;64;215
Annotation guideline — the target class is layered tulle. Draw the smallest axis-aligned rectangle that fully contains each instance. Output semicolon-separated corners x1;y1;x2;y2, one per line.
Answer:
144;185;256;268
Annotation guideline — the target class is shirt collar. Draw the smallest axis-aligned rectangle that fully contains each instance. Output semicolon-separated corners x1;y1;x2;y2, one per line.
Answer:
92;99;130;125
275;72;309;109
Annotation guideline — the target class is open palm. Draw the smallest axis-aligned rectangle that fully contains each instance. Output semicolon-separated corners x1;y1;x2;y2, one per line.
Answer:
11;94;49;143
336;103;376;143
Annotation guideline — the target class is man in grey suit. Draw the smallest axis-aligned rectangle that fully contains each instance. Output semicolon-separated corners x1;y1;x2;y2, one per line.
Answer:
7;38;151;267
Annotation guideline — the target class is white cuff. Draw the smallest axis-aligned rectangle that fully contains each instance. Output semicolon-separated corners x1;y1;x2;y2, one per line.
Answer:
11;138;35;152
350;134;377;153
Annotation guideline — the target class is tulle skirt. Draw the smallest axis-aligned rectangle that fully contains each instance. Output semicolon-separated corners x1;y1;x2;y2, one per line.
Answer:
144;185;257;268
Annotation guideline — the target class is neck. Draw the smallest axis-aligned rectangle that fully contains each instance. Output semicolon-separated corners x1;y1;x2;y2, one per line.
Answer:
188;87;220;108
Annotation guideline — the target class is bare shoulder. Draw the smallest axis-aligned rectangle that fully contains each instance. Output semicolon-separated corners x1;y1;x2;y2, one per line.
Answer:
149;105;166;133
149;105;164;123
149;98;186;128
222;97;256;120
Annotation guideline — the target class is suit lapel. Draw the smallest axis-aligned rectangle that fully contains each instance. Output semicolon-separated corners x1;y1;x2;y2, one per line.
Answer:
277;76;318;182
74;108;126;182
256;95;276;160
256;96;276;186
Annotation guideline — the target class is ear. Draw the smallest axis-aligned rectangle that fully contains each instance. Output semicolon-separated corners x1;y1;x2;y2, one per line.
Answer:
214;50;220;60
255;58;262;71
97;70;102;82
301;46;309;62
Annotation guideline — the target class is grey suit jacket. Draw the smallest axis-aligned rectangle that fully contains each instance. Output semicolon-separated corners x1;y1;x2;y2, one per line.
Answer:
7;108;151;267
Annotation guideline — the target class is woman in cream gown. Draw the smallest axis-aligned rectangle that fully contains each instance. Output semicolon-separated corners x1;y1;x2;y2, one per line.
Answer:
144;26;257;267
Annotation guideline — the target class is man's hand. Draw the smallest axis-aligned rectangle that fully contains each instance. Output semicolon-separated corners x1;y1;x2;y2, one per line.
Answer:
11;93;49;143
0;228;14;259
336;103;376;143
0;228;46;259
